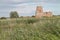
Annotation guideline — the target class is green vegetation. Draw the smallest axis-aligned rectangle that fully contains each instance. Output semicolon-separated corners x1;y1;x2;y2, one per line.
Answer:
0;17;6;19
0;17;60;40
10;11;19;18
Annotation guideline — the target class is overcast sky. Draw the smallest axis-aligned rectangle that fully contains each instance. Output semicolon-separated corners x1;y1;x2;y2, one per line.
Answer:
0;0;60;17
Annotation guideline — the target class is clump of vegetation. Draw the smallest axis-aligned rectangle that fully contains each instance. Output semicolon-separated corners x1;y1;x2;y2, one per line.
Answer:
25;18;39;24
15;18;39;24
0;17;6;19
32;15;35;17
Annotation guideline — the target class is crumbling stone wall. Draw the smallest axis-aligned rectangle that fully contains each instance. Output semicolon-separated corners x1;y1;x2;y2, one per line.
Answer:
35;6;53;18
35;6;43;18
43;12;52;17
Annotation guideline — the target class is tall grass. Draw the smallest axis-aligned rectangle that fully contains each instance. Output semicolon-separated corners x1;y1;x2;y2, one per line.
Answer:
0;17;60;40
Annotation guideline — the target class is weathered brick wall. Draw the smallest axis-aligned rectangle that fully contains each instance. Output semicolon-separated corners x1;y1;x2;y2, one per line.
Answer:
35;13;43;18
43;12;52;17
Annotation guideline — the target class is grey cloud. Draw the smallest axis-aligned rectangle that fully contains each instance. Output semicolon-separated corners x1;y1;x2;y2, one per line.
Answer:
0;0;60;17
0;0;60;5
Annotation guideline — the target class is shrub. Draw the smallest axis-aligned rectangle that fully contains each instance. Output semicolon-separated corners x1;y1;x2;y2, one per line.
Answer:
0;17;6;19
25;18;39;24
32;15;35;17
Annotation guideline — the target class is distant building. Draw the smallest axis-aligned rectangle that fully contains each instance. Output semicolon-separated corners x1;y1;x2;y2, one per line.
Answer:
35;6;53;18
43;12;52;17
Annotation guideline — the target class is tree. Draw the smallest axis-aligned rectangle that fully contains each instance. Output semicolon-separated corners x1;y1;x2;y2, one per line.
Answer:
10;11;19;18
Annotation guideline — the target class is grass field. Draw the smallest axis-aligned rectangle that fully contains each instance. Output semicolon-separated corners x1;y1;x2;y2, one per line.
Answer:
0;17;60;40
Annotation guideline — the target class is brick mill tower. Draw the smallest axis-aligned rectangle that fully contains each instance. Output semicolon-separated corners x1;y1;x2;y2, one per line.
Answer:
35;6;43;18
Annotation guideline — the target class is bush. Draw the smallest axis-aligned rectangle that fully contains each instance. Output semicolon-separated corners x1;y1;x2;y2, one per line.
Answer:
32;15;35;17
0;17;6;19
25;18;39;24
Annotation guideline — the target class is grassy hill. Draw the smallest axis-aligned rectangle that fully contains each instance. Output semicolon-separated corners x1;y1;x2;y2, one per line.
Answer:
0;17;60;40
